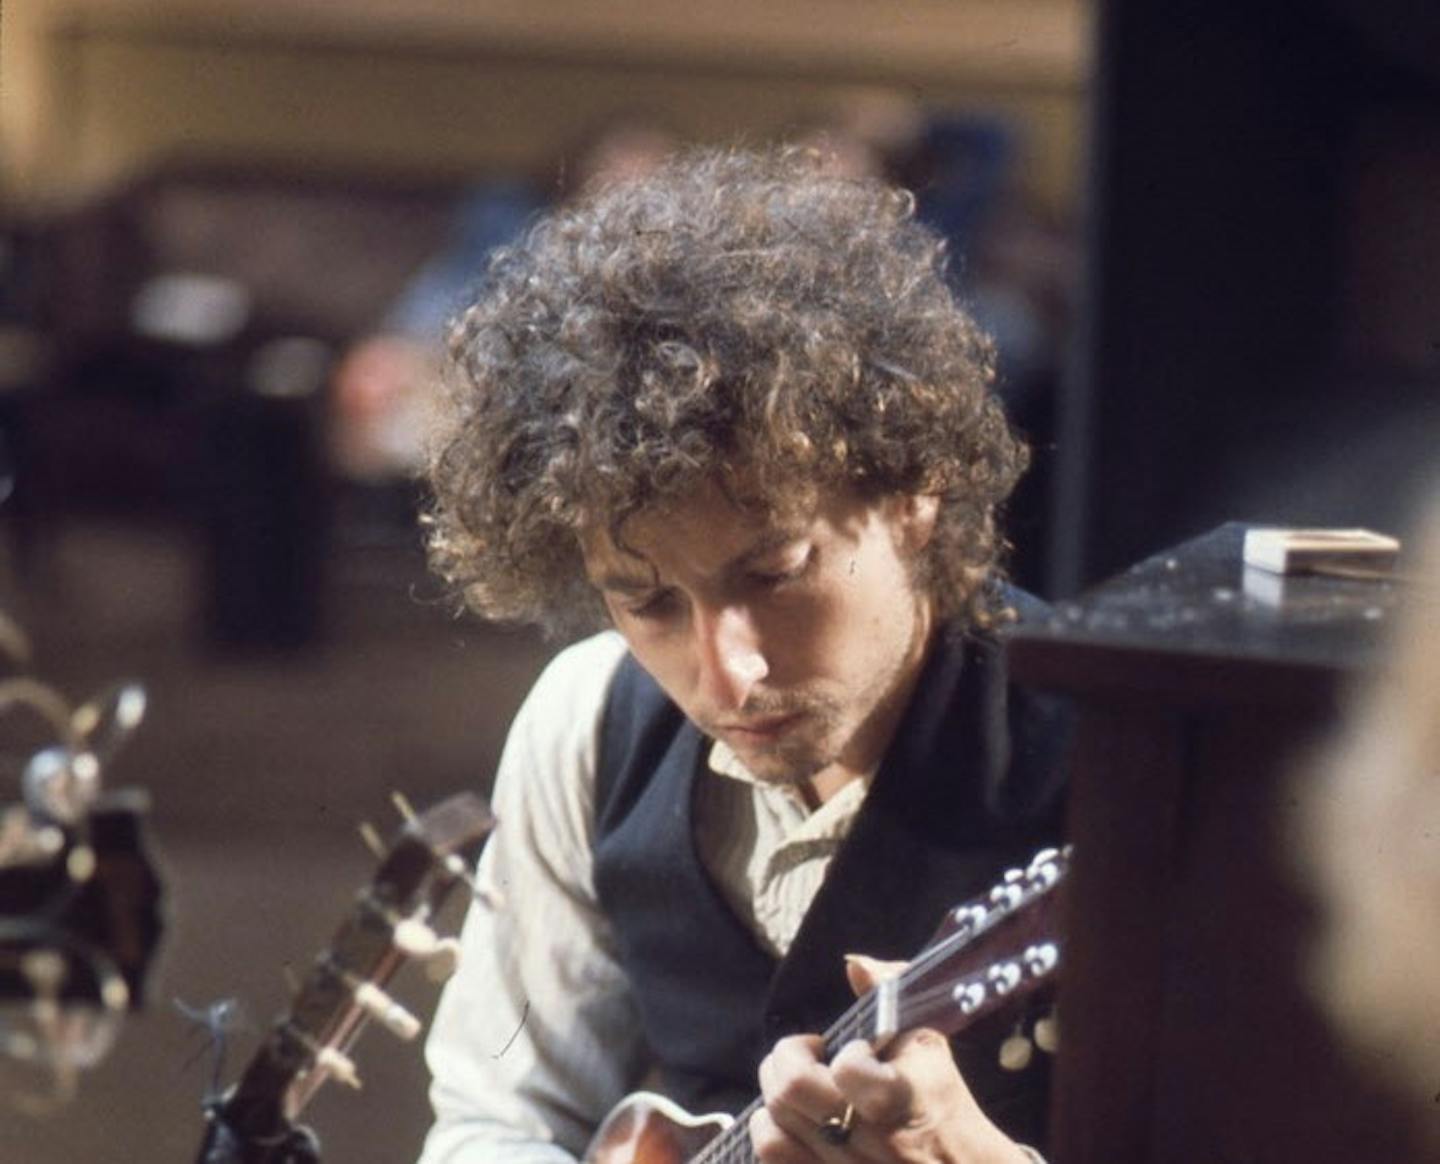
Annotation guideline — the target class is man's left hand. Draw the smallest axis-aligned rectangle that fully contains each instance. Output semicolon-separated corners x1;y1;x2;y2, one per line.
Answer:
747;955;1030;1163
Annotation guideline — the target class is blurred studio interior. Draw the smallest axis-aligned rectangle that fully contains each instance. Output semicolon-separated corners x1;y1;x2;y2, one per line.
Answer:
1;0;1439;1161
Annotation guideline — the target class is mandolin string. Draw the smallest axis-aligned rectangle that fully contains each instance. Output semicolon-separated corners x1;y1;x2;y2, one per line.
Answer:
691;876;1058;1163
693;990;882;1162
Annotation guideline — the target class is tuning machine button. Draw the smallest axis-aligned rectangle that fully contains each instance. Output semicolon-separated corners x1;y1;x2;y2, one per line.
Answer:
1034;1009;1060;1053
1022;942;1059;977
999;1028;1034;1071
392;917;462;982
953;982;987;1015
315;1046;362;1090
352;982;421;1042
988;883;1024;910
987;961;1022;996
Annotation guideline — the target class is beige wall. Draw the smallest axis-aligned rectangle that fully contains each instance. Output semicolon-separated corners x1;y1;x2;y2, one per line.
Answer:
3;0;1091;213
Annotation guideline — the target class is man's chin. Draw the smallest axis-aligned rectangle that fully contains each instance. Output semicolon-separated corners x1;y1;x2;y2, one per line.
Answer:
728;741;829;788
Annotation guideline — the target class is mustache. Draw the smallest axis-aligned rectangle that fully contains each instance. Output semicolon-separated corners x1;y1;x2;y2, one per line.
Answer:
730;690;837;721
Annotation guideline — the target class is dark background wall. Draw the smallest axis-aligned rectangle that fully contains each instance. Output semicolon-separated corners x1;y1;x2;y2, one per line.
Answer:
1052;0;1440;592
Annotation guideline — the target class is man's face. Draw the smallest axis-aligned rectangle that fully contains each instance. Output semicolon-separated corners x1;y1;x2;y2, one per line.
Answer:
583;481;938;796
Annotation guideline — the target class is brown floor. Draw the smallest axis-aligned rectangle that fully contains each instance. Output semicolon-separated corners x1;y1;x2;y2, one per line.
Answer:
0;514;557;1162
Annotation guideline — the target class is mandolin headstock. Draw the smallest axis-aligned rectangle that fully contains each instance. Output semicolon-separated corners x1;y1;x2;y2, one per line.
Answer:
866;846;1071;1047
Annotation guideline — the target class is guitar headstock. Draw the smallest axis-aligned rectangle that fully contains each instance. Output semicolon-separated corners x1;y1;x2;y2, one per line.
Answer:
860;846;1071;1050
199;791;493;1163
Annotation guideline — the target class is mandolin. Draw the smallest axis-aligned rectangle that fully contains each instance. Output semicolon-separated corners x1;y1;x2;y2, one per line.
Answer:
195;792;493;1164
584;845;1069;1164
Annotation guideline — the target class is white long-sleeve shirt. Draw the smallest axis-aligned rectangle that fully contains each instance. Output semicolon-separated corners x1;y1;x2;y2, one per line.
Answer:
417;631;870;1163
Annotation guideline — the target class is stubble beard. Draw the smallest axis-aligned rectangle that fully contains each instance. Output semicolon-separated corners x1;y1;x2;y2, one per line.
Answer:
731;702;843;787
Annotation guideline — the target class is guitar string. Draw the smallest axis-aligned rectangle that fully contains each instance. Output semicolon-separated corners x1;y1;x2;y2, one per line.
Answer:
689;879;1057;1163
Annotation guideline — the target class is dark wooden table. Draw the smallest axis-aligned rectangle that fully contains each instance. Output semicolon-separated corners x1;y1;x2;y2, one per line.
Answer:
1010;524;1421;1164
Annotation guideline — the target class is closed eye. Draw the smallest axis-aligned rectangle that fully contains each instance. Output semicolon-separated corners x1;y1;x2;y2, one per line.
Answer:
746;546;815;590
621;588;680;621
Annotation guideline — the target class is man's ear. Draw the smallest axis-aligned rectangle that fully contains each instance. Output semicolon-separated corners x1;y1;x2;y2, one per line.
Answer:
896;493;940;553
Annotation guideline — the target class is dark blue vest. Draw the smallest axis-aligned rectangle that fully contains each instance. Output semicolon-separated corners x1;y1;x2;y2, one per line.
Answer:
593;596;1069;1144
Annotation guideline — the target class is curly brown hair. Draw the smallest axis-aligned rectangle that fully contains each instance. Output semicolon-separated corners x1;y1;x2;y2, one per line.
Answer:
424;145;1027;636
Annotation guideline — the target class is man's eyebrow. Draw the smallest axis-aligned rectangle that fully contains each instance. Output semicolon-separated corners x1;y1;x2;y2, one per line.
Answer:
590;529;803;594
730;528;804;569
592;571;659;595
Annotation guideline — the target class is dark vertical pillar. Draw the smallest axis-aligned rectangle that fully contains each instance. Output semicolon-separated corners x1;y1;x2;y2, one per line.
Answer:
1050;0;1346;594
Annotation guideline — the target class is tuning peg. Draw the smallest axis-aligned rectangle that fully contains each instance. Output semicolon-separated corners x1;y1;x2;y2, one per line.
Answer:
954;982;987;1015
1022;942;1059;977
391;790;417;823
999;1021;1034;1072
1034;1008;1060;1054
986;961;1022;996
987;883;1024;910
358;821;386;860
392;917;462;982
314;1046;362;1090
352;981;421;1042
951;903;986;929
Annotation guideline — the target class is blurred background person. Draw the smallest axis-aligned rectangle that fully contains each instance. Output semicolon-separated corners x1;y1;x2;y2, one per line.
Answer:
329;117;677;493
1298;489;1440;1125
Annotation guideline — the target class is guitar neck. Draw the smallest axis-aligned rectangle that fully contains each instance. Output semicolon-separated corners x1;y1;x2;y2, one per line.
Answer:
683;847;1067;1164
200;793;493;1163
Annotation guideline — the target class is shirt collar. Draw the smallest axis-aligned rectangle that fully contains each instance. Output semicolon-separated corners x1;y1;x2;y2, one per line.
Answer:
707;739;873;828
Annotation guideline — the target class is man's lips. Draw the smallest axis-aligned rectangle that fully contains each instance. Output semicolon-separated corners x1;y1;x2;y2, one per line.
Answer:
716;713;803;741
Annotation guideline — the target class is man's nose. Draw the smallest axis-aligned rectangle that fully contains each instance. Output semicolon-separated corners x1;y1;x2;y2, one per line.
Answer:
695;604;768;710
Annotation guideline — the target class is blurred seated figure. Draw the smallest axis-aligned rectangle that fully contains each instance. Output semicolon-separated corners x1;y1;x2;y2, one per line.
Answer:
1299;489;1440;1121
328;181;539;483
330;120;676;487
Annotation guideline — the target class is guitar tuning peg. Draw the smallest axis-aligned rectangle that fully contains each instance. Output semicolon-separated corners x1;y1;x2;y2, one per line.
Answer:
988;883;1024;910
999;1021;1034;1072
443;853;479;896
390;790;417;823
358;821;386;859
352;981;421;1041
423;939;462;984
392;917;463;982
986;961;1022;996
1034;1008;1059;1054
315;1046;362;1090
1022;942;1059;977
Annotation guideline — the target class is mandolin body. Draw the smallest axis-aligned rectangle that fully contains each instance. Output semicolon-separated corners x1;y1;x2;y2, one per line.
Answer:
583;1091;731;1164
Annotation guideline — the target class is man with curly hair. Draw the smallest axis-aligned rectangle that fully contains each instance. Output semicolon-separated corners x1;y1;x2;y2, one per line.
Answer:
417;146;1068;1164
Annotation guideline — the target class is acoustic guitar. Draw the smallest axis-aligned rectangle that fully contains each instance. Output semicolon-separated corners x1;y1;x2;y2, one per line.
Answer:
195;791;493;1164
584;845;1069;1164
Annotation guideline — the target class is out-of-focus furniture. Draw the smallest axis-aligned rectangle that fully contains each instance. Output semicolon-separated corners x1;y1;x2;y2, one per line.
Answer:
32;160;469;511
18;160;474;645
1011;525;1423;1163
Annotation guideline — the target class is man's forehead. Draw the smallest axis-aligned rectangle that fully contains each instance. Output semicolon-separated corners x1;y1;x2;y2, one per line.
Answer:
580;487;809;587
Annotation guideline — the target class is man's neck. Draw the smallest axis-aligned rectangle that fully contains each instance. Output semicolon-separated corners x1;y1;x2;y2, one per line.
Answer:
802;616;939;809
802;766;863;809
